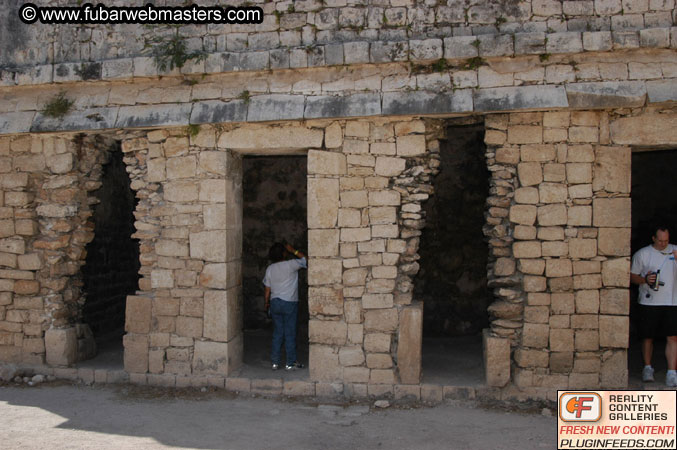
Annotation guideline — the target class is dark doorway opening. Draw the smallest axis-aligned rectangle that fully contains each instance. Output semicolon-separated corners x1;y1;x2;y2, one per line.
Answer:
415;119;491;385
629;149;677;385
81;145;140;365
241;155;308;378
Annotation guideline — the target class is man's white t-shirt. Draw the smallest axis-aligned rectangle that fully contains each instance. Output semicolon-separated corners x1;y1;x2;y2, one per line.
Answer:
263;257;307;303
631;244;677;306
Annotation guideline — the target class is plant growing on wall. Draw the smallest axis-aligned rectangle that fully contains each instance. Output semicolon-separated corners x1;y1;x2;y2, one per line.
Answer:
146;28;207;72
43;91;74;119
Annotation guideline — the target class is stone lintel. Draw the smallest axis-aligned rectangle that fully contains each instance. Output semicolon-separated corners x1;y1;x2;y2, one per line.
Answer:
382;90;472;116
304;93;381;119
646;80;677;104
566;81;646;109
247;94;305;122
0;111;36;134
115;103;192;128
474;85;568;112
31;107;118;133
190;100;247;125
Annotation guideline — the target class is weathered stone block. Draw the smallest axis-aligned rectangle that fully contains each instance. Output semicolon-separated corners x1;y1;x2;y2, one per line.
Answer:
552;293;575;315
309;320;347;345
364;309;398;332
203;288;241;343
538;204;567;226
176;316;203;338
123;333;148;373
598;228;630;256
514;225;537;240
396;135;426;156
566;163;592;184
514;348;549;368
509;205;537;225
575;330;599;351
396;304;422;384
593;146;630;193
546;259;573;277
308;229;339;257
550;328;574;352
366;353;393;369
524;275;547;292
610;113;677;147
125;296;152;334
566;81;646;109
375;157;406;177
474;85;568;111
520;259;546;275
569;239;597;258
189;231;226;263
309;287;343;316
600;349;627;388
193;335;242;376
539;183;567;203
482;329;510;387
309;345;342;382
513;241;542;258
575;290;600;314
602;258;630;287
308;150;347;175
568;206;592;227
600;289;629;315
308;178;339;229
523;323;550;348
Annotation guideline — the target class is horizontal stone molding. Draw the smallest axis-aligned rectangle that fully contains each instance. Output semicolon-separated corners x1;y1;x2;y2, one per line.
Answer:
2;27;676;88
3;78;676;135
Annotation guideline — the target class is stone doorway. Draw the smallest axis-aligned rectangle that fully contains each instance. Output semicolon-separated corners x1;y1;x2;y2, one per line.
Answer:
415;119;491;385
80;143;140;368
240;155;309;377
629;148;677;386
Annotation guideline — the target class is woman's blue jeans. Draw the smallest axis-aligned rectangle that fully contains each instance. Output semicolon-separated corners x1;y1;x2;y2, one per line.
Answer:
270;298;298;365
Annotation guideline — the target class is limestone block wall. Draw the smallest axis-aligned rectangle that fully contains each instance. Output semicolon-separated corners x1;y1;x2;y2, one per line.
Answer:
0;133;111;366
118;127;244;378
2;0;676;78
306;118;439;389
106;118;437;386
483;110;632;394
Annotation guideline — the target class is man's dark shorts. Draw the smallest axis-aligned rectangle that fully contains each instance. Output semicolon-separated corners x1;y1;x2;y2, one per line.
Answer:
638;304;677;338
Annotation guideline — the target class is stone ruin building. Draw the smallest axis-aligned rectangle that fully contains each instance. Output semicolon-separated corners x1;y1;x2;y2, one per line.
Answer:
0;0;676;403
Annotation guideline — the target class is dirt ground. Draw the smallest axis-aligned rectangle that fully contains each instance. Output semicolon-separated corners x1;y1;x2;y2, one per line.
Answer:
0;381;556;450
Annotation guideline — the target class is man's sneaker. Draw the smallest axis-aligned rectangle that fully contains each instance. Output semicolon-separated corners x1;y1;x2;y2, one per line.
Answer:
285;362;305;370
666;371;677;387
642;366;655;382
272;363;280;371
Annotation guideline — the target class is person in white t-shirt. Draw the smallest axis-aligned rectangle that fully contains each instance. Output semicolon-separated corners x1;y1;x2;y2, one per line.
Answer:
630;226;677;387
263;242;307;371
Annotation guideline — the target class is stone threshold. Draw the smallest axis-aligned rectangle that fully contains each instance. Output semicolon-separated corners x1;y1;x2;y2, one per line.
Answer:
10;363;486;405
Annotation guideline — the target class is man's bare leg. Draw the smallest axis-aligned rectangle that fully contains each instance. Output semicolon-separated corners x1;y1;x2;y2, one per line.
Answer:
643;338;653;366
666;336;677;370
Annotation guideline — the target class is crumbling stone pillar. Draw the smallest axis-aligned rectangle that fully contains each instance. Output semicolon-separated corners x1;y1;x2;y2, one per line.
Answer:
483;111;632;395
122;127;244;377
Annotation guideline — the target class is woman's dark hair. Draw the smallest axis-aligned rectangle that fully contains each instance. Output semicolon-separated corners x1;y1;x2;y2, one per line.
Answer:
268;242;286;262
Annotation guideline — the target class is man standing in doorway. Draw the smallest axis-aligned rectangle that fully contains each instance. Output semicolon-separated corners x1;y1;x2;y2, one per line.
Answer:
264;242;306;371
630;226;677;387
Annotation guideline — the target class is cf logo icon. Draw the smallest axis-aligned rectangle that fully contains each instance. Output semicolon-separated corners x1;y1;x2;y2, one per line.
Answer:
559;392;602;422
